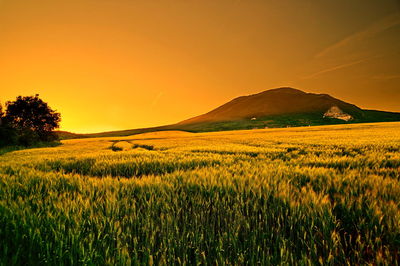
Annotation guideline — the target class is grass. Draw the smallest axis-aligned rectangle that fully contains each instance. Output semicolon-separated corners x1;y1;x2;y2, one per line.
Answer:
57;110;400;139
0;141;61;155
1;122;399;264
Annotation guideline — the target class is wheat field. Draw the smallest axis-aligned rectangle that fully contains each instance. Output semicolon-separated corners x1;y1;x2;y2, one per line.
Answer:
0;122;399;265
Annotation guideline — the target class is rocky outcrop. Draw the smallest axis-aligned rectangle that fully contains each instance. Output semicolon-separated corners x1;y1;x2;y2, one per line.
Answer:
323;106;352;121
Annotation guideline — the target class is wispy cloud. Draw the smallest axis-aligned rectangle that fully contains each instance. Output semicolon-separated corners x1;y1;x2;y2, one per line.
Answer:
315;13;400;58
302;57;373;79
372;74;400;80
151;92;164;107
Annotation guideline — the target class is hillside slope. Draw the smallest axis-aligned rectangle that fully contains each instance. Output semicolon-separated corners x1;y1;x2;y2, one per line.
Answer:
179;87;364;125
58;87;400;138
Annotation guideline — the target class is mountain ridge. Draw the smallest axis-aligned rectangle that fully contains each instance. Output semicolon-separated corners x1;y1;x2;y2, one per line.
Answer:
178;87;364;125
57;87;400;139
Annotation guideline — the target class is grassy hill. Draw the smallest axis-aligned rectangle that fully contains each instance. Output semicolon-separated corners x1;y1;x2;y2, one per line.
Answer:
57;88;400;139
179;87;364;124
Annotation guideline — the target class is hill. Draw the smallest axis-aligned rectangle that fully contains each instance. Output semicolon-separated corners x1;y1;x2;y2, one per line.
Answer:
58;87;400;138
56;131;86;140
174;87;400;132
179;87;364;125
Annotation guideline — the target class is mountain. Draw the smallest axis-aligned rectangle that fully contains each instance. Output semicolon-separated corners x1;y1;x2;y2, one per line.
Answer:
58;87;400;138
175;87;400;132
179;87;364;125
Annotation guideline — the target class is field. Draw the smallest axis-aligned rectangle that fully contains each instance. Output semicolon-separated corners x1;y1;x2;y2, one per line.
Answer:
1;122;399;265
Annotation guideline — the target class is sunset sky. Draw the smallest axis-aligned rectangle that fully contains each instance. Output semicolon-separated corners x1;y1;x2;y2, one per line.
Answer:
1;0;400;133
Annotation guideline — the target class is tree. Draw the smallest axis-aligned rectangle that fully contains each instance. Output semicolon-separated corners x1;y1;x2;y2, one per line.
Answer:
4;94;61;144
0;102;18;147
0;102;4;120
0;102;3;126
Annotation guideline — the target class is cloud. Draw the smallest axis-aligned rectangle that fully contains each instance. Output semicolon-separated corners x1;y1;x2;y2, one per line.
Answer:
315;13;400;58
372;74;400;80
151;92;164;107
302;57;372;79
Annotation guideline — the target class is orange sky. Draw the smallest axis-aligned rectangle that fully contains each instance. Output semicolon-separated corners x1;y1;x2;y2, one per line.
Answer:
1;0;400;133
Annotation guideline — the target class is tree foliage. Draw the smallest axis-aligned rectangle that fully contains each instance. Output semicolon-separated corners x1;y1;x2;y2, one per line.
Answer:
0;95;61;147
0;103;18;147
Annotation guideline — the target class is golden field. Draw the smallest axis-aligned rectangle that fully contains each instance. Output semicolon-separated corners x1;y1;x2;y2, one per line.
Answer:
1;122;399;265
